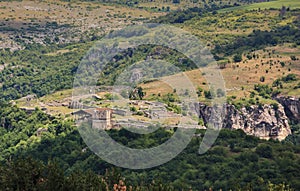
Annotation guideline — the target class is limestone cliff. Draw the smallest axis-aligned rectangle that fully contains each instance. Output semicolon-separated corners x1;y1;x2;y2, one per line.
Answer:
275;96;300;123
198;103;291;141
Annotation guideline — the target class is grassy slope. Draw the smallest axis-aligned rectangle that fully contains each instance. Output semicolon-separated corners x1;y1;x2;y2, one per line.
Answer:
219;0;300;13
24;43;299;115
140;44;300;103
141;7;300;104
182;8;297;47
4;0;300;113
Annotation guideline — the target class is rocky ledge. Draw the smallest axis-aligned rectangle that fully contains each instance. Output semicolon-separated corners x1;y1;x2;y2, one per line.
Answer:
198;102;292;141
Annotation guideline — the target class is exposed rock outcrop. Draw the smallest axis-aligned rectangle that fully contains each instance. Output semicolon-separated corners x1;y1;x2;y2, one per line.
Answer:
275;96;300;123
198;103;291;141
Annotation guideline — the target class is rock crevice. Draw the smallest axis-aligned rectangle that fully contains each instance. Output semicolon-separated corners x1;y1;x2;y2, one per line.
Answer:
275;96;300;123
198;102;291;140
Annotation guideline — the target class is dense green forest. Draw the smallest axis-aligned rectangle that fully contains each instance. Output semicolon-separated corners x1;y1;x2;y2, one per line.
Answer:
0;42;91;100
213;25;300;57
153;6;234;23
1;102;300;190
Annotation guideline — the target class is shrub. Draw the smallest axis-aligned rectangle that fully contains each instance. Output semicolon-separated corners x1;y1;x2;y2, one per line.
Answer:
204;90;215;99
271;103;279;110
216;88;225;97
282;74;297;82
290;55;297;61
255;144;273;158
233;54;242;62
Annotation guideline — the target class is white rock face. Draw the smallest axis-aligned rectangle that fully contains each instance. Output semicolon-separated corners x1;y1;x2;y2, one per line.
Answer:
198;103;291;141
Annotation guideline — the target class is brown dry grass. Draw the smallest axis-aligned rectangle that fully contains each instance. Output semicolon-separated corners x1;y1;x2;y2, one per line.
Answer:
140;44;300;100
141;80;174;98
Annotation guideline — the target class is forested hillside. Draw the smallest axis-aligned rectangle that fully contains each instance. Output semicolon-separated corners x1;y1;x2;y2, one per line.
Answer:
1;101;300;190
0;0;300;190
0;43;89;100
